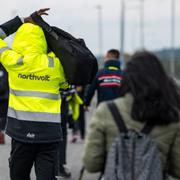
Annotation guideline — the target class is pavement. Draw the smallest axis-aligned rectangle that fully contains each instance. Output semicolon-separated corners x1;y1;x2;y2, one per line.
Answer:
0;102;101;180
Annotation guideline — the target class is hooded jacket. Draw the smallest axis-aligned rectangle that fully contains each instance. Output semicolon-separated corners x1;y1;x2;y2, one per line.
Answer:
0;18;67;143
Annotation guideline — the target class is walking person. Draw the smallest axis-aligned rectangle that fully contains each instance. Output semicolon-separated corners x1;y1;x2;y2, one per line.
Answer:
71;86;86;143
57;88;77;178
57;87;83;178
84;49;122;110
83;51;180;179
0;9;68;180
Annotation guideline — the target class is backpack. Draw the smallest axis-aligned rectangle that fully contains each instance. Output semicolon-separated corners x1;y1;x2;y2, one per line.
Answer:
104;102;164;180
31;12;98;85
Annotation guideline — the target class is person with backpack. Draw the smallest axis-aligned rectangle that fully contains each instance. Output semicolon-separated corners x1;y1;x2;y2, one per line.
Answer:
84;49;122;110
0;64;8;144
83;51;180;180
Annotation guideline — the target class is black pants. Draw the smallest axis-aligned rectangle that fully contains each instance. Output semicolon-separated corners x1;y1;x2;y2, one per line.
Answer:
78;105;86;139
58;100;68;166
0;117;7;131
9;139;59;180
0;100;8;131
73;105;86;139
58;118;67;165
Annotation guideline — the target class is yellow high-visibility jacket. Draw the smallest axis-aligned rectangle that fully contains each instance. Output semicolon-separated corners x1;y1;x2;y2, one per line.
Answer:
68;93;83;121
0;23;67;143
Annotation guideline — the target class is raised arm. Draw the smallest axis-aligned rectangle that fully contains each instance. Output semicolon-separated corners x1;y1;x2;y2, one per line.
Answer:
0;8;50;40
0;9;50;67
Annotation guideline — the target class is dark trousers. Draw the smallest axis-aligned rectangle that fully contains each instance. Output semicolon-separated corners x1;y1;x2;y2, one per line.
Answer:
58;119;67;165
0;100;8;131
73;105;86;139
78;105;85;139
0;117;7;131
58;100;68;166
9;139;59;180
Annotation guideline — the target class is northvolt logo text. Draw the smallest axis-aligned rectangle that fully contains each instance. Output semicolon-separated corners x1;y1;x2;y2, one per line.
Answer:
18;73;50;81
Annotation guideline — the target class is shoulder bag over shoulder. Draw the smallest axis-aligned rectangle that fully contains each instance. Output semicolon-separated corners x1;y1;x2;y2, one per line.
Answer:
31;12;98;85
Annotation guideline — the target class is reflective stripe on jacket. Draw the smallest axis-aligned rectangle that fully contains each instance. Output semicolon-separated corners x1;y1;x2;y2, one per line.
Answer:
0;23;67;143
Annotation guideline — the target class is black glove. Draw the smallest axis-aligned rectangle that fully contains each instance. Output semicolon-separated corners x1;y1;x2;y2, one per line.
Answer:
0;16;23;37
31;12;58;40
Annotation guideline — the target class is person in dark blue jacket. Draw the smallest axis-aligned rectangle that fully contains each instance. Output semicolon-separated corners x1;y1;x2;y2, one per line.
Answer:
84;49;122;109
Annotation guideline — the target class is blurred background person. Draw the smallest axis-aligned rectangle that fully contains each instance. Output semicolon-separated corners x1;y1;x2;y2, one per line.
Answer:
84;49;122;110
71;85;86;143
57;86;83;178
57;87;76;178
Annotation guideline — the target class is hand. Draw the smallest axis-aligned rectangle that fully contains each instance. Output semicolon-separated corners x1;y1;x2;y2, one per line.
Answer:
37;8;50;16
76;86;83;93
24;8;50;24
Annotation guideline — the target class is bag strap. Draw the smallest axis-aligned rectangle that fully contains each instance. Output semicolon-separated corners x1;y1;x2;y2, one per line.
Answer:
141;123;154;135
52;26;77;41
78;166;85;180
31;12;59;40
108;102;154;135
108;102;128;133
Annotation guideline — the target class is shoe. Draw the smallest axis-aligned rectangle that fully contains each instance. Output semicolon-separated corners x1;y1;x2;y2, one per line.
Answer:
0;132;5;144
70;133;78;143
79;138;85;144
57;165;71;178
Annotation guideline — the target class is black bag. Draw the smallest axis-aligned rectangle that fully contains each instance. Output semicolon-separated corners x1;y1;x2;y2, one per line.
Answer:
31;12;98;85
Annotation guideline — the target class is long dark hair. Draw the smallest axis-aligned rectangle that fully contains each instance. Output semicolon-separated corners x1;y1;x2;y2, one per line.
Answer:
120;51;180;125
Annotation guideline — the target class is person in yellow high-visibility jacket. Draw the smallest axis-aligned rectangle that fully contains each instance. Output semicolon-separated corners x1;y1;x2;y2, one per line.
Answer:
0;9;68;180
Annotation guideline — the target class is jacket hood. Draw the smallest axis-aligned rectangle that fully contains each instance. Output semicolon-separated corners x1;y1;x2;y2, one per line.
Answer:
12;23;47;55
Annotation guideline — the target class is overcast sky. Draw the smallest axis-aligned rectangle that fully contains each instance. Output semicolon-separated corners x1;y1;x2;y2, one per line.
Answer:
1;0;180;55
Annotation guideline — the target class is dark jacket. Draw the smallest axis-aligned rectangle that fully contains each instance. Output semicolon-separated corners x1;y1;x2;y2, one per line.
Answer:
0;63;9;100
0;64;9;118
84;60;122;106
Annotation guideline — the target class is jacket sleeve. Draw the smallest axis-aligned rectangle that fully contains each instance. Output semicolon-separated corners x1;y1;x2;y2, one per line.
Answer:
0;16;22;37
168;123;180;179
0;17;23;70
84;72;99;106
0;38;22;70
83;103;107;173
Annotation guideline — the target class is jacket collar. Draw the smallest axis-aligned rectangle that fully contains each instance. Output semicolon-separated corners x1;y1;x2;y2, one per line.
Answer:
104;59;121;69
123;93;133;115
115;93;133;115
